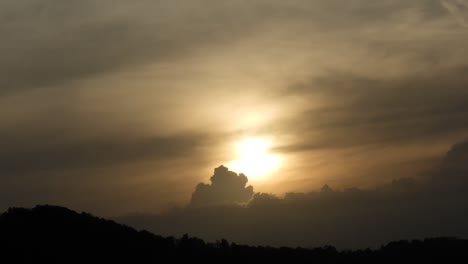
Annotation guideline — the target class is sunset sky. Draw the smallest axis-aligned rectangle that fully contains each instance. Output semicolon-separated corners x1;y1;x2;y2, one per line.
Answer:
2;0;468;219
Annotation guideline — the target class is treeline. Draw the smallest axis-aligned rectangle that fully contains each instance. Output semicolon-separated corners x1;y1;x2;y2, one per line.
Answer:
1;205;467;263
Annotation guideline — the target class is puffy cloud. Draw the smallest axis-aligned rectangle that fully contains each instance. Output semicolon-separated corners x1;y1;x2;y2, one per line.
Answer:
119;140;468;249
441;140;468;170
431;139;468;190
190;166;254;207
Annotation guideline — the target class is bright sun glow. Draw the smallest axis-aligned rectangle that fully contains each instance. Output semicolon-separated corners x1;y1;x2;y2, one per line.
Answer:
228;137;281;180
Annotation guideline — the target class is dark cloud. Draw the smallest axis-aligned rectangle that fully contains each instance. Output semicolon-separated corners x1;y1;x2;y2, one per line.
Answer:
275;67;468;152
0;0;458;95
190;166;254;207
0;0;267;95
441;140;468;169
0;128;211;216
0;133;204;175
431;139;468;189
0;1;160;94
441;0;468;27
2;0;468;237
119;140;468;249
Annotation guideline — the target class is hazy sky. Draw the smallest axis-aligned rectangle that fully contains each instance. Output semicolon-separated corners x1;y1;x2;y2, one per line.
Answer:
1;0;468;216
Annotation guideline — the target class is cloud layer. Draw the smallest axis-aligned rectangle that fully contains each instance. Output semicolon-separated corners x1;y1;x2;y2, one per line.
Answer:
119;140;468;249
1;0;468;216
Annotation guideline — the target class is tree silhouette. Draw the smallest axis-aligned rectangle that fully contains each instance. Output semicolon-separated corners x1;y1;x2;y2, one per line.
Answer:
1;205;467;263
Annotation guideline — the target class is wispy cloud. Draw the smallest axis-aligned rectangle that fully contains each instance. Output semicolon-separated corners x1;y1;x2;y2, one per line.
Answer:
441;0;468;27
1;0;468;217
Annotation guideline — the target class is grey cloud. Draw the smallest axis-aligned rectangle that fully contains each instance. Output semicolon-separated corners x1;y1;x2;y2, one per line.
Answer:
276;67;468;152
0;0;267;95
119;140;468;249
441;0;468;27
190;166;254;207
1;1;158;93
0;133;204;175
432;139;468;187
271;143;327;153
3;0;468;239
443;140;468;166
0;125;209;215
0;0;456;95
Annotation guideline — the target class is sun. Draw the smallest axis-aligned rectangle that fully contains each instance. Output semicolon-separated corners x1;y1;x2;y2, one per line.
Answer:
227;137;281;180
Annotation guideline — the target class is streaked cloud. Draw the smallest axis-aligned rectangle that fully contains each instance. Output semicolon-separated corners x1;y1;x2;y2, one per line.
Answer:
0;0;467;218
441;0;468;27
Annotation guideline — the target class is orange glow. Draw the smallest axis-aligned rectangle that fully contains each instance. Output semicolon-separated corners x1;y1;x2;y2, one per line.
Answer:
227;137;281;181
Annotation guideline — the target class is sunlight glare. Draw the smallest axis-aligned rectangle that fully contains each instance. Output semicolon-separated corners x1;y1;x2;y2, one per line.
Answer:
228;137;281;180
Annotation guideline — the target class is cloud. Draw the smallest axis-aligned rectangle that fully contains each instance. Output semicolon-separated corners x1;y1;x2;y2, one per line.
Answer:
0;0;458;96
190;166;254;207
441;0;468;27
118;140;468;249
0;1;160;94
431;139;468;189
0;104;210;215
0;0;267;95
441;139;468;168
0;133;205;175
274;67;468;152
2;0;468;227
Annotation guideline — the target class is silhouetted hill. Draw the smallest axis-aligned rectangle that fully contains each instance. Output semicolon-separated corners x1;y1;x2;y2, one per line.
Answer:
0;205;175;263
1;205;467;263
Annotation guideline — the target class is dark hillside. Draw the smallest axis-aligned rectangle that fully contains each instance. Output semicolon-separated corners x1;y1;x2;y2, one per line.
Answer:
1;205;467;263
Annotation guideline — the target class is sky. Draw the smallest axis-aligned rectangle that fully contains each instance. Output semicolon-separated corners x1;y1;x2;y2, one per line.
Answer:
1;0;468;229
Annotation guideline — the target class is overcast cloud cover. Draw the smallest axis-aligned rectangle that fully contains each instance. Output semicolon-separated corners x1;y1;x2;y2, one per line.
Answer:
1;0;468;225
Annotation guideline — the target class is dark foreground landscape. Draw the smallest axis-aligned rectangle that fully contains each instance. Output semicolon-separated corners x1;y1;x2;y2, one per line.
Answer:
1;205;467;263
